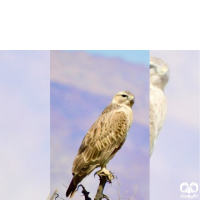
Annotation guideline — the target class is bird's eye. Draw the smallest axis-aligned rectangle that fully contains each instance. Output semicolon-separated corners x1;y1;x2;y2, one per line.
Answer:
122;95;127;97
150;65;154;69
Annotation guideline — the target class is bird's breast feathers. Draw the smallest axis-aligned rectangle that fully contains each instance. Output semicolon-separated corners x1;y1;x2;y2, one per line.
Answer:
72;103;133;175
150;85;167;134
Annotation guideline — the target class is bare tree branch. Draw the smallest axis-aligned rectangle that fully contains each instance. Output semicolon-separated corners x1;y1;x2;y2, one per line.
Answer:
77;184;92;200
116;176;137;200
50;190;58;200
54;172;137;200
76;170;113;200
94;174;110;200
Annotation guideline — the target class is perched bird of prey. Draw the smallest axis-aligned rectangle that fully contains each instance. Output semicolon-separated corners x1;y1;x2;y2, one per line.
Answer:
150;57;169;157
66;91;135;198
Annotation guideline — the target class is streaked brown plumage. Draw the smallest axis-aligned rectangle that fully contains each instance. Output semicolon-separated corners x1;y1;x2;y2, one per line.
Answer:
66;91;135;198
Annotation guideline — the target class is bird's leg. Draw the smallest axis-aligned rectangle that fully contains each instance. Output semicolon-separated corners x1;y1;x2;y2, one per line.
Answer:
94;167;114;183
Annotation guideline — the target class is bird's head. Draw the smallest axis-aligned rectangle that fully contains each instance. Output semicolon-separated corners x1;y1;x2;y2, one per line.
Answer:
150;57;169;90
111;91;135;108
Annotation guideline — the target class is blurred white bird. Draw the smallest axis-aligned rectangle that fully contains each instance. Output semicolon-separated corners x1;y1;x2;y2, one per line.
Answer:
150;57;169;156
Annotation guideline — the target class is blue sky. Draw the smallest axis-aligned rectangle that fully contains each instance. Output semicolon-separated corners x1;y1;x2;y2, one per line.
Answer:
86;50;149;65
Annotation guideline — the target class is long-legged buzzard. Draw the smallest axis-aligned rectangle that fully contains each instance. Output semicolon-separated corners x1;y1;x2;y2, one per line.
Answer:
66;91;135;198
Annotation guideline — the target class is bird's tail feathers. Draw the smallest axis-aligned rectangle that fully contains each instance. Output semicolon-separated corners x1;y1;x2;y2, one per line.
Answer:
66;178;77;198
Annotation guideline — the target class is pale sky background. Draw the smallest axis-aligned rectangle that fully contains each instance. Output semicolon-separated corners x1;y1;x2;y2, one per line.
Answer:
150;50;199;200
1;50;199;200
0;51;50;200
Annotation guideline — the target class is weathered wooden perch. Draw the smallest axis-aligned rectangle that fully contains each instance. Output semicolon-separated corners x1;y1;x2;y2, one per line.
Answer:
94;174;111;200
77;170;114;200
52;173;136;200
50;190;58;200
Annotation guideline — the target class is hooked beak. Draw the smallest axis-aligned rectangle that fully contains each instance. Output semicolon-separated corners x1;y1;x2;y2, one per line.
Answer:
129;95;135;104
161;66;168;74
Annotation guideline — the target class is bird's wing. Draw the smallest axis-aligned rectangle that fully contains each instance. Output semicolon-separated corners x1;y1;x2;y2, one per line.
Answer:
72;104;129;176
